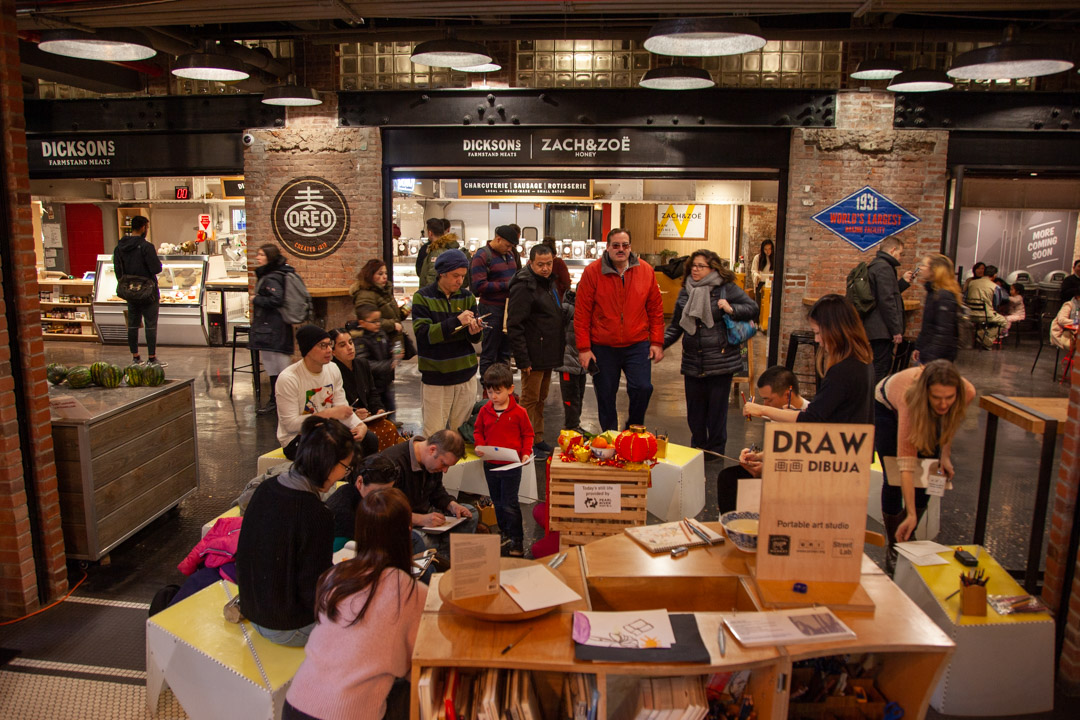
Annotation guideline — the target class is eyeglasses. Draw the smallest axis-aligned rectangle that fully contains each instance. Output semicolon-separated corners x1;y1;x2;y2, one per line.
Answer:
315;341;333;350
337;460;355;478
690;263;710;270
609;242;631;249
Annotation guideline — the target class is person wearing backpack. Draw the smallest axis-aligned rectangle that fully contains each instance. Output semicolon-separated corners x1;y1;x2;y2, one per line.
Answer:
417;220;469;288
251;244;297;415
857;238;914;383
113;215;164;365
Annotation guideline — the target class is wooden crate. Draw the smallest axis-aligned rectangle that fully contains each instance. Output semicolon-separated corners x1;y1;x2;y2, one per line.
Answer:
548;450;650;549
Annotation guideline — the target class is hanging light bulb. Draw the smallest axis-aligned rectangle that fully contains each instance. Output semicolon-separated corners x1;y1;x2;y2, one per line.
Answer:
888;67;954;92
851;56;903;81
948;26;1073;80
172;42;249;82
39;28;156;61
639;65;715;90
411;37;491;68
644;17;766;57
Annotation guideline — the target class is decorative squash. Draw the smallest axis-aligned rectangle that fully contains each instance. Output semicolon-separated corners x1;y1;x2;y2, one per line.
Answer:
47;363;68;385
89;361;110;385
614;425;658;463
142;362;166;387
99;363;124;388
65;366;93;389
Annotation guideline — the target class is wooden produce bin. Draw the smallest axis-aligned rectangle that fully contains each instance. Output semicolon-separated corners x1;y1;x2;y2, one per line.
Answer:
549;450;650;549
50;379;199;561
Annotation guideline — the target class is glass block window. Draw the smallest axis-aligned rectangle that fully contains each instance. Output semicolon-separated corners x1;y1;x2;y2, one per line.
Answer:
339;41;512;90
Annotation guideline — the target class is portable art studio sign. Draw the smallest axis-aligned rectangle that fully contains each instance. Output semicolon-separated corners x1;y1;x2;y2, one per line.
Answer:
811;186;920;252
656;204;707;240
757;423;873;584
271;176;351;259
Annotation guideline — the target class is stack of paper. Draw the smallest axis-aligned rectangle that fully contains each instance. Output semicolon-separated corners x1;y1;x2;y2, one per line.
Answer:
895;540;952;567
499;565;582;612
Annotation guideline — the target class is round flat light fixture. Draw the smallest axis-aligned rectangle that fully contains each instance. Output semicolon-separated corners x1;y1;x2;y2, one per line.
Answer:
411;38;491;68
644;17;767;57
887;68;954;92
38;28;156;61
639;65;715;90
172;52;249;81
851;57;903;80
262;84;321;106
452;62;502;73
947;43;1073;80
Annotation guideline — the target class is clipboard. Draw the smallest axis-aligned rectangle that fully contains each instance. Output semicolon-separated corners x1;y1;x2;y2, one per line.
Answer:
361;410;394;423
882;456;954;490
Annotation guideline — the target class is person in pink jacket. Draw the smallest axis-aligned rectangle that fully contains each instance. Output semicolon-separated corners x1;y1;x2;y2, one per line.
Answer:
167;516;242;607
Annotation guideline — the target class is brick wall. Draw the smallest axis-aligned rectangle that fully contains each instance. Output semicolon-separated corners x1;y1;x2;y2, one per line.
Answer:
0;0;66;618
243;95;384;331
778;91;948;368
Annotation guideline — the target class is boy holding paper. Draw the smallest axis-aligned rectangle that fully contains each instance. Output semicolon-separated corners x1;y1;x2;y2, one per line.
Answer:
474;364;533;557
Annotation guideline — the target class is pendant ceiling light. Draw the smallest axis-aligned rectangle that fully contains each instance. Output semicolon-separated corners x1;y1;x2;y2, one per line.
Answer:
644;17;766;57
172;42;249;82
38;28;156;61
887;67;954;93
850;56;903;80
639;65;715;90
452;62;502;73
262;78;321;106
947;27;1073;80
411;38;491;68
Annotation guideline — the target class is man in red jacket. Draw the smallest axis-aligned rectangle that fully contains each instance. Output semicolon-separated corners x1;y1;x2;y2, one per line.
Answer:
575;228;665;431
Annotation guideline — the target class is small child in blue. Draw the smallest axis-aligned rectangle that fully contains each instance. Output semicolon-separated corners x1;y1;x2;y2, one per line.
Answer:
474;363;534;557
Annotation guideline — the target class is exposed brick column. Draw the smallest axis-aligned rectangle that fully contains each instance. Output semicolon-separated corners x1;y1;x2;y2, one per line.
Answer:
1043;359;1080;693
0;0;67;618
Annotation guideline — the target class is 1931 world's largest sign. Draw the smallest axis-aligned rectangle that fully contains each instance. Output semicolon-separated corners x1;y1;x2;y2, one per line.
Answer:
271;177;351;259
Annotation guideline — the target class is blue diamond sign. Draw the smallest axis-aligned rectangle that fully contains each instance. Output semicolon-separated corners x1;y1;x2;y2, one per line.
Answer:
811;186;920;252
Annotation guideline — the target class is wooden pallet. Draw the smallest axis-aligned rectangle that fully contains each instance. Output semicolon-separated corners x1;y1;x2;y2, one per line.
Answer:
548;451;650;549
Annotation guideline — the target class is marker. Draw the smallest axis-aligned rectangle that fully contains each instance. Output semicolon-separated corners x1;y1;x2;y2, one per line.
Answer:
501;626;533;655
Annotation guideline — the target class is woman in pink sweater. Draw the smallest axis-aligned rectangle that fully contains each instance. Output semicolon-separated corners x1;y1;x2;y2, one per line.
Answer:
284;488;427;720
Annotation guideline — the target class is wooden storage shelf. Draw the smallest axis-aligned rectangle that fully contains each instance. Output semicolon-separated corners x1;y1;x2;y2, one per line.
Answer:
43;332;99;341
40;279;97;343
549;450;650;549
41;301;91;307
41;317;93;323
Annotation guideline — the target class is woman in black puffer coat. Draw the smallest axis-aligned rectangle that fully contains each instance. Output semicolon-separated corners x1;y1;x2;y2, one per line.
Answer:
664;249;758;455
251;244;297;414
913;253;962;365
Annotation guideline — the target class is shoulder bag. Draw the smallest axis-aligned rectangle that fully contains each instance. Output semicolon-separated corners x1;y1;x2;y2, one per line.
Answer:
114;251;156;304
719;285;758;346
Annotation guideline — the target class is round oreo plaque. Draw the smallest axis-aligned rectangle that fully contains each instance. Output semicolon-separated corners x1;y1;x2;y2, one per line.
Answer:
271;176;351;259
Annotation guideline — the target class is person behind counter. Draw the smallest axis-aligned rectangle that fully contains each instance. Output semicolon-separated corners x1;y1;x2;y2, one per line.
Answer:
235;416;354;647
284;487;426;720
875;360;975;573
329;328;381;457
350;258;406;344
744;294;874;424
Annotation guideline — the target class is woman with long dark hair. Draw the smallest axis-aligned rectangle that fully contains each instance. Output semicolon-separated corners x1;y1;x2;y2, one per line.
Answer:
250;243;298;414
912;254;963;364
284;488;425;720
875;360;975;572
350;258;406;344
750;239;774;303
235;416;355;647
745;294;874;424
663;249;757;454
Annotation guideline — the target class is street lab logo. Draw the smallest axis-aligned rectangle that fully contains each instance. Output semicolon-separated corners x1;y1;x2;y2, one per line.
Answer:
767;535;791;556
39;139;116;167
271;177;351;260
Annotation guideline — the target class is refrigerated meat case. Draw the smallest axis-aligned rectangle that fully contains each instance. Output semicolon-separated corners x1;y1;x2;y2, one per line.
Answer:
92;254;210;345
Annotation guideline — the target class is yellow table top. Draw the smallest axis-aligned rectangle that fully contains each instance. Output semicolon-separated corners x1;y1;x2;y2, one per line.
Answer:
912;545;1053;627
656;441;700;468
149;581;305;688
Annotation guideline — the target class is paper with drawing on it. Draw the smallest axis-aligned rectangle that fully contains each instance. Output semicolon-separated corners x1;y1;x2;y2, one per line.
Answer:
571;609;676;649
723;606;856;647
449;534;501;600
499;565;581;612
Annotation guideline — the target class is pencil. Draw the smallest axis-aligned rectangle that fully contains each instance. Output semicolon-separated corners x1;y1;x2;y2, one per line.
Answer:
452;313;492;332
679;520;693;542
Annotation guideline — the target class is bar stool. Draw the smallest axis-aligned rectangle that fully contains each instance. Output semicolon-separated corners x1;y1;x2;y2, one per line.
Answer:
229;324;262;403
784;329;819;395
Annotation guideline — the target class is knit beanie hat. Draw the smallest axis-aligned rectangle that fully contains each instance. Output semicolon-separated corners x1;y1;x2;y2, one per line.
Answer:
494;225;520;244
434;248;469;275
296;325;330;357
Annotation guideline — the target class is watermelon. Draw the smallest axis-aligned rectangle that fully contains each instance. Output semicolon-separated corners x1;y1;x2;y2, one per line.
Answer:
89;361;110;385
47;363;68;385
99;363;124;389
124;363;144;387
65;366;93;389
142;362;165;387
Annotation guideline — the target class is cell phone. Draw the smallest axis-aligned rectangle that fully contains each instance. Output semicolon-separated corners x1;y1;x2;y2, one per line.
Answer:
912;266;921;280
671;546;689;558
954;548;979;567
586;359;600;376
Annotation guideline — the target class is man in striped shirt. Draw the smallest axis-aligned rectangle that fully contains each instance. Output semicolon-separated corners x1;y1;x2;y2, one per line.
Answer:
470;225;521;377
413;249;485;437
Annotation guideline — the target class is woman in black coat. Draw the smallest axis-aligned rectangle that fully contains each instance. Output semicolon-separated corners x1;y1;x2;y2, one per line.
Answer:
912;253;962;365
663;250;758;455
329;328;381;457
251;244;296;414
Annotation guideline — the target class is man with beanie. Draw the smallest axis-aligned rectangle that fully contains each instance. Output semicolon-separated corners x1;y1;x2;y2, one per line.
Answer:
413;249;485;437
470;225;520;377
276;324;368;459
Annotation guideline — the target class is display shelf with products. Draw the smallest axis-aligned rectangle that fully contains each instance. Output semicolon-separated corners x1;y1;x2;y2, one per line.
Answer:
116;207;150;242
39;278;98;341
92;254;209;345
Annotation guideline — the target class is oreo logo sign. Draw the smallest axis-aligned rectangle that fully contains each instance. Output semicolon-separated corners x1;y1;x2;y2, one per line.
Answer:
271;177;351;259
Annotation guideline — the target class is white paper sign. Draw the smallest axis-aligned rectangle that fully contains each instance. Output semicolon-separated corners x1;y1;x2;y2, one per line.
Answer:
656;204;707;239
574;483;621;514
42;225;63;248
449;534;501;600
49;395;92;420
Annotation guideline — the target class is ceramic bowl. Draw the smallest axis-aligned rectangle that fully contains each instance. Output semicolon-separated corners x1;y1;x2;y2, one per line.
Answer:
590;445;616;460
720;511;760;553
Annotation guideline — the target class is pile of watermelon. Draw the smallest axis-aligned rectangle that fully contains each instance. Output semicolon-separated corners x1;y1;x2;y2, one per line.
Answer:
47;360;164;389
125;362;166;387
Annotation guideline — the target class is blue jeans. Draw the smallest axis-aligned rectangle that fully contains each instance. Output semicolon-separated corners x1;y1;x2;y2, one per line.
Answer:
591;341;653;431
483;462;523;543
478;302;511;377
251;620;315;647
419;503;480;557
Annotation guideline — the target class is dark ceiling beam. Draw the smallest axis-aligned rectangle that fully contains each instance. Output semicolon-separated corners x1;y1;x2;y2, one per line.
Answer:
18;39;144;94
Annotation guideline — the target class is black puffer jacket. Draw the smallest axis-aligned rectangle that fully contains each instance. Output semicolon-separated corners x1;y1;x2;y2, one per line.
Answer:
664;281;758;377
250;261;295;354
861;251;911;341
914;285;959;363
113;233;162;301
506;265;566;370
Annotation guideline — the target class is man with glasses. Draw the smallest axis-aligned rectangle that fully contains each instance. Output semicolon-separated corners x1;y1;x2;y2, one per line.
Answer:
575;228;665;431
275;324;368;459
507;244;565;456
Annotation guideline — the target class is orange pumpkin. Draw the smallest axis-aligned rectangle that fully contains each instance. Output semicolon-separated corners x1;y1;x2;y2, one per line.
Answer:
615;425;657;463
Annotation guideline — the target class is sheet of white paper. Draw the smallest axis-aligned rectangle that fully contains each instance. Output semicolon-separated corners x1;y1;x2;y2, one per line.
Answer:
42;225;62;248
723;607;856;647
361;410;395;423
499;565;581;612
896;540;952;557
475;445;521;463
736;477;761;513
420;515;467;533
896;547;950;567
572;609;676;649
450;534;501;600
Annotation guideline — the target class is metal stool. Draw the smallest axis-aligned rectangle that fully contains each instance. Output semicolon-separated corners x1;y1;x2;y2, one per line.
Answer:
784;329;820;395
229;324;262;402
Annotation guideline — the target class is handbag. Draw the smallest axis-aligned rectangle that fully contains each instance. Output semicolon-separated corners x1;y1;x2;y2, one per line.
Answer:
719;285;757;346
114;252;156;303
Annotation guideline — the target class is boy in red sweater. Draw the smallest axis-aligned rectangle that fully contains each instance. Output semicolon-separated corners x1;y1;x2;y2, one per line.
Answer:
474;363;534;557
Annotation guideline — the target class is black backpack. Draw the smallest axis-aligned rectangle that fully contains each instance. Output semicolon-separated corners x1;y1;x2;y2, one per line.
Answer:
846;261;877;317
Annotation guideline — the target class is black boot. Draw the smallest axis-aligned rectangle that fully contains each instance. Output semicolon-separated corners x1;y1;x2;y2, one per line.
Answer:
256;375;278;415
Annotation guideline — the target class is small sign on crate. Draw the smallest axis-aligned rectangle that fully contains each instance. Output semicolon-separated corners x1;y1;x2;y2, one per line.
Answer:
574;484;621;514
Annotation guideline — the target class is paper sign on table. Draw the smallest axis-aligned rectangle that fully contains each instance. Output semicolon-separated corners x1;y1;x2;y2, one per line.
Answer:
572;609;676;649
574;483;621;514
449;534;500;600
499;565;582;612
49;395;92;420
723;607;856;647
474;445;530;471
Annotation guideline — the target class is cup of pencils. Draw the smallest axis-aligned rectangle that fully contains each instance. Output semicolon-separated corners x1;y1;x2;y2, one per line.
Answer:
960;569;988;617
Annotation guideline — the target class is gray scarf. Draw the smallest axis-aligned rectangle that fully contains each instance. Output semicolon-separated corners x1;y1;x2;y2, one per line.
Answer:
277;467;321;495
679;271;724;335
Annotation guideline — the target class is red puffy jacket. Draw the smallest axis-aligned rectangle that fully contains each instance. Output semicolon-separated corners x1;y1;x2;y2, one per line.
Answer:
177;516;242;576
574;253;664;351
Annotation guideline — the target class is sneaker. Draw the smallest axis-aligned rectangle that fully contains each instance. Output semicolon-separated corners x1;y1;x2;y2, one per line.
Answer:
500;536;512;547
256;401;277;416
508;541;525;558
147;358;168;368
533;440;554;456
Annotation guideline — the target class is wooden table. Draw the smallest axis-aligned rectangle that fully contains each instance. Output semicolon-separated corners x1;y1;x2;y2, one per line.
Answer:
973;394;1067;593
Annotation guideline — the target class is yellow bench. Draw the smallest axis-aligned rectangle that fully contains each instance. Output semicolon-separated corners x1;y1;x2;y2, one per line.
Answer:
146;580;305;720
257;447;290;475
